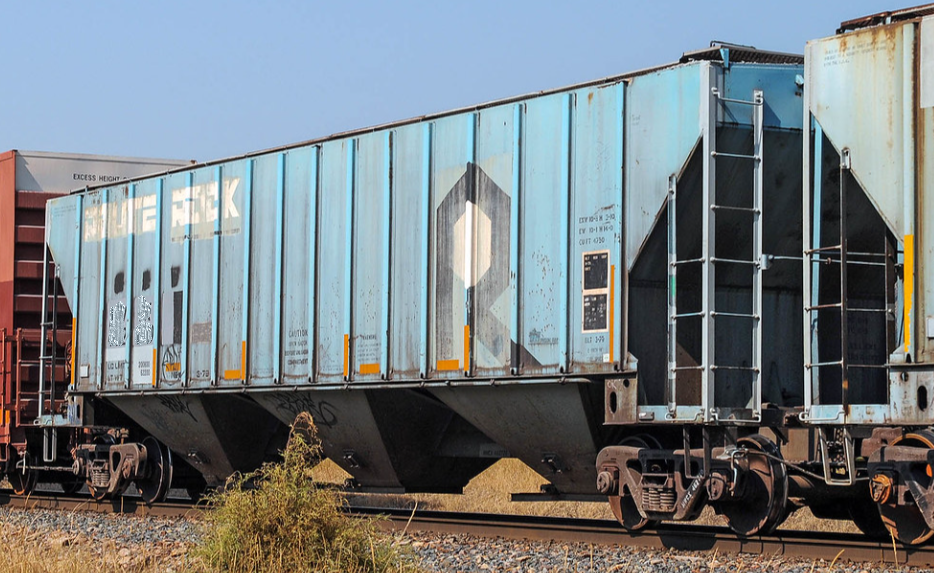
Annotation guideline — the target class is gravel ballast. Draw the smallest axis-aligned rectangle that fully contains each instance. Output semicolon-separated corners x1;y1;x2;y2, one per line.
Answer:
0;506;930;572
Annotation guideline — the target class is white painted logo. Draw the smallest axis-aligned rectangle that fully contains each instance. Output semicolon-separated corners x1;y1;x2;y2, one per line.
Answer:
82;177;241;242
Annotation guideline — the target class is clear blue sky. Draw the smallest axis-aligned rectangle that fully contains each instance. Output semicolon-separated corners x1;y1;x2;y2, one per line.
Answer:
0;1;902;162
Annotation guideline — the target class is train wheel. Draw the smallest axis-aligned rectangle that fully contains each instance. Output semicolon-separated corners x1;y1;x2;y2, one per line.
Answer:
87;484;108;501
59;477;84;495
848;500;888;539
876;430;934;545
609;436;658;532
136;437;173;505
719;435;788;537
8;452;37;496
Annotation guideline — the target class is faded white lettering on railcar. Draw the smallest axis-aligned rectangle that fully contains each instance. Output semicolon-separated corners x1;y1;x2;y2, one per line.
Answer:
82;177;241;242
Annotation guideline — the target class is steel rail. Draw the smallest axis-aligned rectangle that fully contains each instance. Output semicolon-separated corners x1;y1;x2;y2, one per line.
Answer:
0;491;202;519
350;506;934;567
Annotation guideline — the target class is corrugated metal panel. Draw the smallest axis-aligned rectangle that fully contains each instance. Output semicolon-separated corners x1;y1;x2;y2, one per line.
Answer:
838;4;934;33
518;93;570;375
317;140;352;383
158;171;189;388
806;23;912;237
13;150;191;193
389;124;429;379
569;84;624;373
681;44;803;65
246;154;281;386
280;148;316;384
47;59;810;393
625;64;704;270
352;132;390;381
430;114;473;377
129;179;159;387
472;104;515;377
217;159;250;386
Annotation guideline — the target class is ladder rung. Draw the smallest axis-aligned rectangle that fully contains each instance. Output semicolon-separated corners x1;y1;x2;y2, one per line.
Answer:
711;365;759;372
849;364;888;369
710;257;758;266
806;360;844;368
811;257;886;268
711;312;759;320
847;251;888;258
711;151;760;161
672;312;705;319
806;245;842;254
847;308;891;314
714;94;762;106
671;366;704;371
842;260;886;267
711;205;759;214
806;303;843;311
671;257;705;266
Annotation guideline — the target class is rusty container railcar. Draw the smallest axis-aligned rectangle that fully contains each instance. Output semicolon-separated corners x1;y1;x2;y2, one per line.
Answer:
801;5;934;544
802;6;934;424
0;150;191;475
45;45;805;494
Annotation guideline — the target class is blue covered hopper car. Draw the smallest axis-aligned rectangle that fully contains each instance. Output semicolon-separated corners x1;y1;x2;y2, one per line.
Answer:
30;4;934;545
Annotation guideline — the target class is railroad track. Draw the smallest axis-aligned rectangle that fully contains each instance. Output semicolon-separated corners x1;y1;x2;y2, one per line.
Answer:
353;506;934;567
0;491;931;567
0;490;201;519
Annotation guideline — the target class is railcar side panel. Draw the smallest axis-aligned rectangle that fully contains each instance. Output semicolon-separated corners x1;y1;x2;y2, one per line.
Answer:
317;140;352;383
102;186;129;391
75;191;101;392
624;65;703;271
471;103;515;377
430;114;473;377
389;124;429;379
518;93;570;375
159;172;190;387
352;132;390;381
569;84;624;373
217;159;249;385
247;154;282;386
129;179;159;387
187;166;218;388
281;147;316;384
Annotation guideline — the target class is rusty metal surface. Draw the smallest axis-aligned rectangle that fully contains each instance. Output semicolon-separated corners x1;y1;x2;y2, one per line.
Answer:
838;4;934;33
680;43;803;65
0;491;201;518
358;506;934;566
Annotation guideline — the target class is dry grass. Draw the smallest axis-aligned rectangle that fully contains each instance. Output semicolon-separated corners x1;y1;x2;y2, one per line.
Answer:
193;412;420;573
0;525;187;572
315;457;612;519
314;457;858;533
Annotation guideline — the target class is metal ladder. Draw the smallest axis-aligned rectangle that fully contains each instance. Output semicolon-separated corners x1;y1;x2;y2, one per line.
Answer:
805;148;893;485
667;88;764;423
37;246;63;462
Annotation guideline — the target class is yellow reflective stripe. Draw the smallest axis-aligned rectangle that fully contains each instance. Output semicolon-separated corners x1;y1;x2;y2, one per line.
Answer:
343;334;350;378
905;234;914;353
71;317;77;385
609;264;615;364
464;325;470;373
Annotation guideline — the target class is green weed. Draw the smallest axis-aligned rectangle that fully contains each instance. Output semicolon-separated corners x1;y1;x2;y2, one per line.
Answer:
193;412;420;573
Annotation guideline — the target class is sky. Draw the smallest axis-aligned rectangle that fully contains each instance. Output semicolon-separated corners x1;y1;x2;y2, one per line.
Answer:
0;1;905;162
